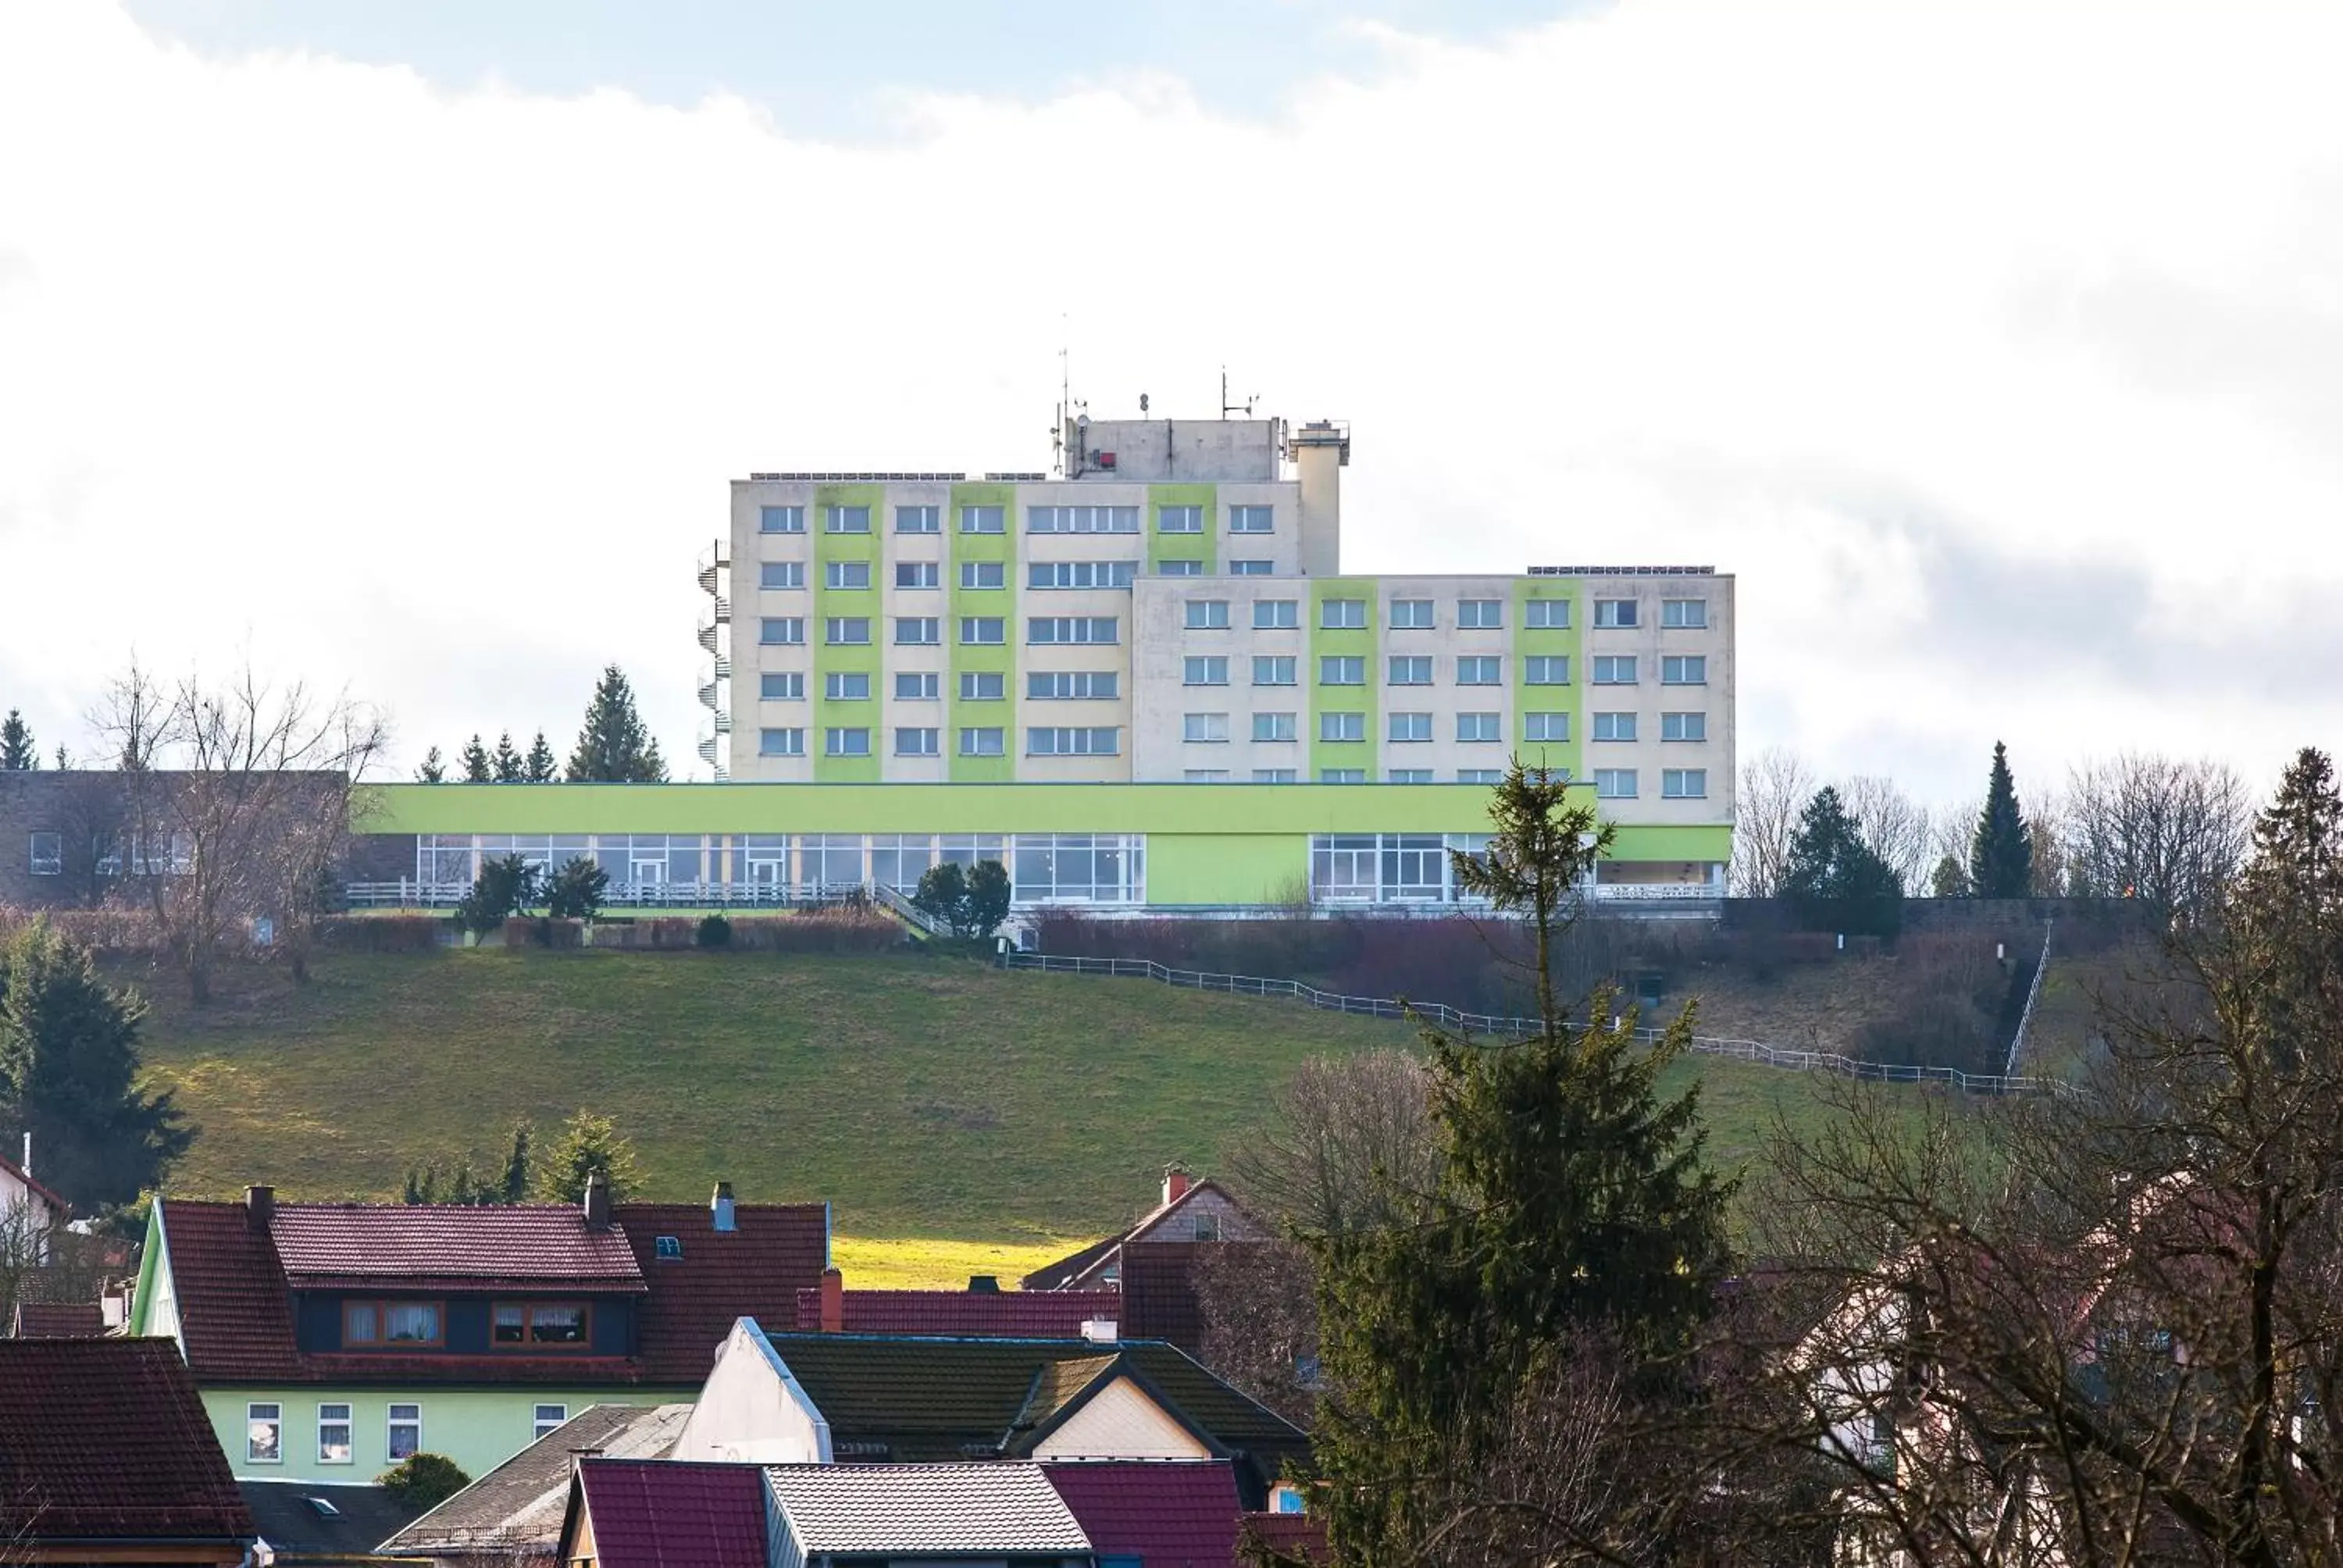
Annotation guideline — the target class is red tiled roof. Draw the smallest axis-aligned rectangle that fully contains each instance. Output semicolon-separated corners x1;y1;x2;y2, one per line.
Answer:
618;1201;830;1384
0;1338;253;1544
10;1300;104;1337
1023;1179;1250;1290
1239;1511;1330;1564
793;1287;1123;1338
1044;1460;1243;1568
572;1459;769;1568
269;1204;645;1292
158;1200;301;1380
1122;1242;1216;1352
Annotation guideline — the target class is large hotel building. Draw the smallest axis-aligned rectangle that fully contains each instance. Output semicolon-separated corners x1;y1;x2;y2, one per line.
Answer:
337;411;1730;914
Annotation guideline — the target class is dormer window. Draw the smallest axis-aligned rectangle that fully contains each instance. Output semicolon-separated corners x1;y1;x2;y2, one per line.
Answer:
344;1301;443;1348
655;1235;683;1260
493;1301;591;1348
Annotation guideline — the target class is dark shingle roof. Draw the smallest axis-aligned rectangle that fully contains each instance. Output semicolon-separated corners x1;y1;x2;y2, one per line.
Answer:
1240;1511;1331;1563
617;1201;829;1383
384;1403;690;1557
572;1459;769;1568
767;1463;1089;1555
269;1204;645;1293
157;1200;301;1380
10;1300;105;1337
0;1338;254;1545
1044;1460;1243;1568
239;1481;430;1561
1121;1242;1217;1352
793;1287;1123;1338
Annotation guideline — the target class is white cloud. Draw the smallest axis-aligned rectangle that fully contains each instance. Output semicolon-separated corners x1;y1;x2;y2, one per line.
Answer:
2;0;2338;804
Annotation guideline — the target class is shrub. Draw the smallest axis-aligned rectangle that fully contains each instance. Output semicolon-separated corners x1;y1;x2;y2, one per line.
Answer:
727;913;904;954
317;915;441;953
376;1452;470;1509
544;856;610;920
455;855;540;936
696;914;733;949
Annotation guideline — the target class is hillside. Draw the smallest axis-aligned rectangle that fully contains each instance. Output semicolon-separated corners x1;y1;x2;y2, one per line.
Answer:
123;950;1890;1240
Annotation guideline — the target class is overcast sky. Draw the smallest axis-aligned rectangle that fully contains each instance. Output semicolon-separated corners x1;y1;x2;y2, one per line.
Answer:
2;1;2338;807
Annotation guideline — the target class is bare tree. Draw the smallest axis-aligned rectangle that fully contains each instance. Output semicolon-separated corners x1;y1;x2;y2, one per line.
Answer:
1224;1050;1439;1238
1735;748;1816;897
2063;753;2251;920
92;660;387;1001
1839;776;1934;895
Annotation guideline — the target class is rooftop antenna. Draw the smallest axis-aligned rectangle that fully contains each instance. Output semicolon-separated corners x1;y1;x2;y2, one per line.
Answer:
1220;366;1255;420
1052;321;1087;478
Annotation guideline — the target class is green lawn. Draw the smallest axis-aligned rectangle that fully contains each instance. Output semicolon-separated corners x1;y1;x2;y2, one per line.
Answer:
128;949;1919;1242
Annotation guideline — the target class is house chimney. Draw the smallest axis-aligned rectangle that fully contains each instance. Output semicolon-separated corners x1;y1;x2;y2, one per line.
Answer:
818;1267;843;1332
1079;1318;1119;1345
1162;1167;1191;1208
18;1133;27;1179
711;1181;736;1233
246;1185;275;1231
582;1169;612;1231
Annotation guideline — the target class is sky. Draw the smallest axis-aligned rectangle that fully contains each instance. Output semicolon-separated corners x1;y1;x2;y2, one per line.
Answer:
2;0;2338;807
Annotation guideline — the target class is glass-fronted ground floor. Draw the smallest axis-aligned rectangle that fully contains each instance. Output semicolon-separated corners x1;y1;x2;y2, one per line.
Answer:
348;782;1729;915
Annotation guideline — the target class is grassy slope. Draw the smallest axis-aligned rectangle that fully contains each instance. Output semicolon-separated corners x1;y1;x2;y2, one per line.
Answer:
130;950;1896;1246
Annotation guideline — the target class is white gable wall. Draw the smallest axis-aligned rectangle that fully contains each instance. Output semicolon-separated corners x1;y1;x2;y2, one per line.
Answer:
676;1319;833;1464
1032;1377;1211;1460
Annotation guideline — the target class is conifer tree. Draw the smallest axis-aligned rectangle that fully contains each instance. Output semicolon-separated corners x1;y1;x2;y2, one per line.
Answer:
414;746;446;784
500;1121;533;1203
534;1109;643;1203
0;711;36;772
490;732;524;784
1782;786;1904;937
1969;740;2033;898
522;731;558;783
565;667;667;783
458;734;492;784
2223;747;2343;1067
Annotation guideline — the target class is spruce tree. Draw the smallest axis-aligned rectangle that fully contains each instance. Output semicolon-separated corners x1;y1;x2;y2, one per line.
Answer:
500;1121;534;1203
1782;786;1904;937
565;666;667;783
0;711;36;772
2225;747;2343;1067
534;1109;642;1203
491;732;525;784
414;746;446;784
458;734;492;784
1929;852;1971;899
1969;740;2033;898
522;731;558;784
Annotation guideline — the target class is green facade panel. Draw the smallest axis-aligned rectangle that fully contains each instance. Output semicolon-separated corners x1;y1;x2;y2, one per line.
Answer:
200;1386;677;1484
1307;578;1378;781
1147;483;1218;574
1513;576;1582;782
1148;832;1308;906
947;481;1018;782
811;483;884;783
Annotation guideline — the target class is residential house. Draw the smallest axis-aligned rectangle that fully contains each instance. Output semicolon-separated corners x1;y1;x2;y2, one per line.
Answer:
11;1299;105;1336
791;1267;1122;1338
0;1337;258;1565
1042;1459;1244;1568
129;1178;829;1483
238;1480;432;1565
0;1139;69;1260
676;1320;1311;1509
555;1459;770;1568
1022;1171;1270;1355
380;1402;692;1566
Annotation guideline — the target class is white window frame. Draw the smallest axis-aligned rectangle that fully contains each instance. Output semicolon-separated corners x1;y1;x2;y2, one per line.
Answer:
825;728;872;758
534;1404;569;1441
319;1402;353;1466
1252;712;1297;743
893;618;940;647
1027;504;1140;535
1183;657;1230;687
894;561;940;590
1592;655;1637;686
1157;558;1202;576
895;672;940;701
387;1403;423;1462
1662;655;1708;686
1319;712;1365;743
1525;656;1571;686
1182;713;1230;744
895;728;940;757
1525;598;1570;629
959;672;1006;701
247;1402;284;1465
1320;768;1367;784
1457;712;1502;743
1594;598;1639;628
1525;712;1571;743
824;672;871;702
1025;726;1121;757
959;617;1005;646
1458;598;1503;629
960;505;1005;534
1455;656;1502;686
1025;671;1114;700
1595;768;1639;799
1662;711;1707;742
1229;559;1272;575
1663;768;1708;799
1388;768;1434;784
824;617;871;647
760;672;804;702
758;728;805;757
1662;597;1708;629
1389;598;1433;630
1388;656;1432;686
825;560;872;590
1157;504;1204;534
1252;656;1296;687
1320;598;1366;629
1388;712;1432;743
759;505;805;534
28;832;62;876
1184;599;1231;630
895;504;940;535
1593;712;1637;743
960;561;1005;590
959;727;1005;757
761;561;804;590
1026;617;1118;646
1254;768;1297;783
759;618;805;647
1319;655;1364;686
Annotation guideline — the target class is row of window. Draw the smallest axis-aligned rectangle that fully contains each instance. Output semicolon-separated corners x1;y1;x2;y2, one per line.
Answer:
245;1399;566;1466
22;831;191;877
1179;711;1705;744
761;615;1133;647
339;1298;589;1350
1182;654;1705;687
765;671;1129;702
760;726;1122;759
760;504;1275;536
1178;768;1703;794
413;833;1142;901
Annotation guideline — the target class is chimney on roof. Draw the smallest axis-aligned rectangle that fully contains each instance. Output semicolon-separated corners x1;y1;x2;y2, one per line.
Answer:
1079;1318;1119;1345
711;1181;736;1233
1163;1167;1192;1208
818;1266;843;1332
19;1133;27;1179
582;1169;612;1231
245;1185;275;1231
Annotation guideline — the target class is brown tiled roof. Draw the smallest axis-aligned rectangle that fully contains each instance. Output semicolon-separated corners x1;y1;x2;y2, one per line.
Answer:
618;1202;830;1384
385;1403;692;1556
572;1459;770;1568
159;1199;301;1380
270;1204;645;1293
1044;1459;1244;1568
793;1287;1123;1338
10;1300;105;1338
1240;1511;1330;1564
0;1338;253;1545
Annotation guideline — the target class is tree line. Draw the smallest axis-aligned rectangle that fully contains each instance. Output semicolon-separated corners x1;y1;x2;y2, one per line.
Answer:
412;665;666;784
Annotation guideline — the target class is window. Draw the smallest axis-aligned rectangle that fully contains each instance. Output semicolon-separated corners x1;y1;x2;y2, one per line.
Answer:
760;561;804;590
1388;656;1432;686
1663;768;1708;799
760;504;805;534
1321;768;1367;784
387;1405;423;1462
1388;768;1434;784
1457;712;1502;743
1029;560;1136;590
1157;504;1204;533
1185;599;1231;630
344;1301;443;1347
1526;598;1571;629
1011;832;1145;903
1252;712;1297;743
1025;671;1116;700
896;672;940;700
1027;727;1119;756
1184;656;1230;686
1457;768;1503;784
825;561;871;590
1662;597;1708;629
895;561;940;590
1229;559;1272;576
1596;768;1639;799
1321;597;1366;629
318;1402;352;1464
654;1235;683;1260
1254;768;1297;783
1389;598;1433;630
1525;712;1570;742
1662;655;1707;685
1029;504;1139;534
1319;656;1364;686
1028;616;1118;645
824;505;871;534
959;616;1005;645
1229;504;1273;533
896;728;940;757
826;728;871;757
248;1403;282;1464
1524;655;1571;686
1456;656;1502;686
1662;711;1707;742
825;617;871;646
1592;655;1637;685
896;504;940;534
959;561;1004;590
1594;598;1638;628
1185;769;1229;783
1388;712;1432;743
1254;599;1299;629
1157;558;1201;576
759;617;804;646
27;832;61;876
893;617;940;646
761;672;804;701
825;672;870;701
959;672;1005;701
1593;712;1638;742
758;728;805;757
1458;598;1503;629
1320;712;1365;743
959;727;1004;757
534;1404;569;1441
960;504;1005;534
1253;656;1296;686
1182;713;1229;743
